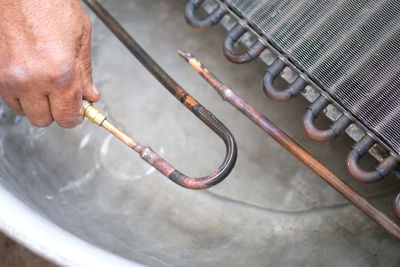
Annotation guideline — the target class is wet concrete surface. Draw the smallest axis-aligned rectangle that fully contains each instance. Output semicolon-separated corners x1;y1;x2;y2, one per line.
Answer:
1;0;400;266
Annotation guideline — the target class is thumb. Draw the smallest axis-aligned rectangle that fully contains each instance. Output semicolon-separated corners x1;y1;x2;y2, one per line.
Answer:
79;18;100;103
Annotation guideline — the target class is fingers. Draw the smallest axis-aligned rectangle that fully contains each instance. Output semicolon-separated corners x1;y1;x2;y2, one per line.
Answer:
79;16;100;103
1;94;25;116
47;20;95;129
46;15;99;128
83;83;100;103
19;95;53;127
49;83;83;129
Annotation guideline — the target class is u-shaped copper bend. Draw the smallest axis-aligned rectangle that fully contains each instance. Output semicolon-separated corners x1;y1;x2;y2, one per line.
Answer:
347;135;398;184
168;105;238;189
223;23;266;64
83;0;237;190
185;0;227;30
303;96;352;142
263;58;307;102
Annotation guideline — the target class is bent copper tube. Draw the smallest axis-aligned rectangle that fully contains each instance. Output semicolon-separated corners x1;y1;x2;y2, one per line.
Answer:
82;0;237;189
347;135;398;184
179;50;400;239
185;0;227;30
263;58;307;102
223;23;266;64
304;96;352;142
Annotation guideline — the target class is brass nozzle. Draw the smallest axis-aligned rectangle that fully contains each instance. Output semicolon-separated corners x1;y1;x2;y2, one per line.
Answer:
82;100;107;126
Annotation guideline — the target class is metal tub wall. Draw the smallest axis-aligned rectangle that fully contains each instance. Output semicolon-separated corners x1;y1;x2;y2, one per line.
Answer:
0;0;399;266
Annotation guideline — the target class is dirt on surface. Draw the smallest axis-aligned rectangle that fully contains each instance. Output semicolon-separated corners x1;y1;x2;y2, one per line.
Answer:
0;232;55;267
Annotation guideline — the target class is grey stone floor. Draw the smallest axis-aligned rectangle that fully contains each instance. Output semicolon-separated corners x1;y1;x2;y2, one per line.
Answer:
1;0;400;266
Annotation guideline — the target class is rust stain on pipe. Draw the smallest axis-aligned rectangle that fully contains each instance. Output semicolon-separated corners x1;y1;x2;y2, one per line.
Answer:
179;50;400;239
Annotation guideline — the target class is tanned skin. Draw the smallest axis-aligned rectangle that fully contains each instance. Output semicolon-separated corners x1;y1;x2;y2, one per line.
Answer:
0;0;100;128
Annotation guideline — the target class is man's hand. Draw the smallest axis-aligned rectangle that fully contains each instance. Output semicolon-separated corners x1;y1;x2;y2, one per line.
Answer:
0;0;100;128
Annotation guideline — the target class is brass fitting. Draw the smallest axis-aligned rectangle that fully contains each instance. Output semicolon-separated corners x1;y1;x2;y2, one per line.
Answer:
82;100;107;126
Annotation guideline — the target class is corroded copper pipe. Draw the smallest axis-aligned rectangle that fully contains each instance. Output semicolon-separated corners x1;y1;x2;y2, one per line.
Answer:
304;96;352;142
83;101;236;189
185;0;227;30
263;58;307;102
179;50;400;239
347;135;398;184
82;0;237;189
223;23;266;64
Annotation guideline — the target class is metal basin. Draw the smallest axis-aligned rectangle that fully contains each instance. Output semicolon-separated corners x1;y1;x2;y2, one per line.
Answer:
0;0;399;266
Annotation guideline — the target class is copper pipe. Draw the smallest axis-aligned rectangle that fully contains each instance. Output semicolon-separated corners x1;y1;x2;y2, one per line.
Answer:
82;0;238;189
223;23;266;64
263;58;307;102
303;96;352;142
184;0;227;30
179;50;400;239
82;100;237;190
347;135;398;184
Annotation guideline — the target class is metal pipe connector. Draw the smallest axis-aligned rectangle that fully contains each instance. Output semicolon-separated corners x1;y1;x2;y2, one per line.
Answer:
82;100;107;126
303;96;352;142
223;23;266;64
184;0;227;30
263;58;306;102
347;135;399;184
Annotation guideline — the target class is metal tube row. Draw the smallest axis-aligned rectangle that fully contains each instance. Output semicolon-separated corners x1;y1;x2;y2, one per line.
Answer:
184;0;399;185
179;50;400;238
